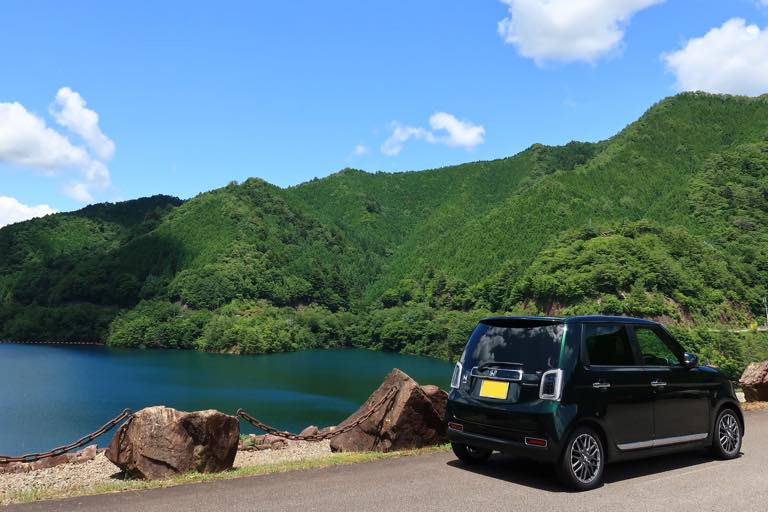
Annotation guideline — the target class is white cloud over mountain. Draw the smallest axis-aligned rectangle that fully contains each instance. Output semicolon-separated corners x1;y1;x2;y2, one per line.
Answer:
381;113;485;156
0;196;57;228
51;87;115;161
429;112;486;149
0;102;93;171
0;87;114;203
663;18;768;96
497;0;663;65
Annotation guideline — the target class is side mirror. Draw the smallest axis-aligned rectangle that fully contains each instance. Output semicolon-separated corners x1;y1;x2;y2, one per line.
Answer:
682;352;699;369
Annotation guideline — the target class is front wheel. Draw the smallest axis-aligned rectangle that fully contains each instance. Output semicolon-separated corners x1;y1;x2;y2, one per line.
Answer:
711;408;742;460
451;442;492;465
557;426;605;491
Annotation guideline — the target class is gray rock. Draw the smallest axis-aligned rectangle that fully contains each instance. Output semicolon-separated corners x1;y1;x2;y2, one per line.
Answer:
299;425;319;438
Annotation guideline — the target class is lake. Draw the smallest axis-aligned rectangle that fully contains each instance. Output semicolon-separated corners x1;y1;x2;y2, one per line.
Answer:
0;344;453;454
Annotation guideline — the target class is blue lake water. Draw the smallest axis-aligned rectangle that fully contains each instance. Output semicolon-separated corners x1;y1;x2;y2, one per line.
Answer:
0;344;453;454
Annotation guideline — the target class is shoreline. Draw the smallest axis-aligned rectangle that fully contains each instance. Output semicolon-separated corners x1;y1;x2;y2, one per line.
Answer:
0;340;104;346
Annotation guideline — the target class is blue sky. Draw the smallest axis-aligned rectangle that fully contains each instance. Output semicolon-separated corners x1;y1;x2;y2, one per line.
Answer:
1;0;768;225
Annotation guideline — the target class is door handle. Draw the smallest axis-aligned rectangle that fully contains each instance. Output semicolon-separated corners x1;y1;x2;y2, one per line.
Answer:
592;381;611;389
650;380;667;388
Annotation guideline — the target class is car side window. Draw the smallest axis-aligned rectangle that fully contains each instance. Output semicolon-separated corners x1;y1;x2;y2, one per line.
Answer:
634;327;681;366
584;324;636;366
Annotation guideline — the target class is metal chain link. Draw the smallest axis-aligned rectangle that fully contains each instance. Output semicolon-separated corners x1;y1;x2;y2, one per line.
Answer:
0;409;133;464
237;386;398;442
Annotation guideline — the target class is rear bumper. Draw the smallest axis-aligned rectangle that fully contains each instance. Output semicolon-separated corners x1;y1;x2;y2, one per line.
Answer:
447;426;559;462
446;392;575;462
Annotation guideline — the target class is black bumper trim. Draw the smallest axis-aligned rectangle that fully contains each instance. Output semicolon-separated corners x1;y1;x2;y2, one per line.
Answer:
447;428;558;462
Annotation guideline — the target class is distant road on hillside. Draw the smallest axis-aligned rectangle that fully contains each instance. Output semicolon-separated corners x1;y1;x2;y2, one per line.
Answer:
11;411;768;512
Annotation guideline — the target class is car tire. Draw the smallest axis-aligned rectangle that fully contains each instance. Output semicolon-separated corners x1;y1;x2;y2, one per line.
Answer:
557;426;605;492
451;442;492;465
711;408;742;460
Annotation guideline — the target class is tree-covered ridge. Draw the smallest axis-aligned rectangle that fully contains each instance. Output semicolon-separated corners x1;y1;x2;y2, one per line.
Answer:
1;92;767;377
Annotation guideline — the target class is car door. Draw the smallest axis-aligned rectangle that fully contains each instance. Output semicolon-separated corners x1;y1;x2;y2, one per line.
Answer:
579;323;654;450
631;325;710;443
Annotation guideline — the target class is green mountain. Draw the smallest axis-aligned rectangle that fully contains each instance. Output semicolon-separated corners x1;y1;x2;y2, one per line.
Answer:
1;92;767;376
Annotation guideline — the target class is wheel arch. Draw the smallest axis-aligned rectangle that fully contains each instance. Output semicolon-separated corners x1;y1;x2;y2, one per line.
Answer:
715;400;745;436
561;417;613;461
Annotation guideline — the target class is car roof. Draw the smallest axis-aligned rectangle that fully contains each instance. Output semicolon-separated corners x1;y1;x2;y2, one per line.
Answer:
480;315;660;326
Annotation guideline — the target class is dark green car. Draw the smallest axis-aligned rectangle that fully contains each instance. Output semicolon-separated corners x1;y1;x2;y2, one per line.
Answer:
445;315;744;491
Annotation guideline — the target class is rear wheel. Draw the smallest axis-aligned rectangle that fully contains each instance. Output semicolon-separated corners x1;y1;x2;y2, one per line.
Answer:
711;408;742;460
557;426;605;491
451;442;492;465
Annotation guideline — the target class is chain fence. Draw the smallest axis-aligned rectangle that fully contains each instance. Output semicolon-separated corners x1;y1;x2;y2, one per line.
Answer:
0;385;398;464
237;385;398;441
0;409;133;464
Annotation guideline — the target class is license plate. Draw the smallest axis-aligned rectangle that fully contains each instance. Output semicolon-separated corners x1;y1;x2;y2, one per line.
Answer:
479;379;509;399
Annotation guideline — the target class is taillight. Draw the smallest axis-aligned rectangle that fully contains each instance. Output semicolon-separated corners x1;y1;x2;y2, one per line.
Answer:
539;369;563;401
450;362;463;389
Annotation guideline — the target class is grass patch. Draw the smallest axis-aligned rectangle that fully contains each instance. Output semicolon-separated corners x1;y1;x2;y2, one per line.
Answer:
4;444;450;506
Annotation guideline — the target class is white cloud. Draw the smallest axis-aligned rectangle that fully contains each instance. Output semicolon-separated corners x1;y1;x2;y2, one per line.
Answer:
0;196;57;228
51;87;115;160
497;0;663;65
0;88;114;203
381;124;435;156
429;112;486;149
352;144;368;156
381;113;484;156
663;18;768;96
0;102;93;170
63;183;93;202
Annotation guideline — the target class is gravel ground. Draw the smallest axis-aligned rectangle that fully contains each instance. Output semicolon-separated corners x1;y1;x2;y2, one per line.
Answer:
0;440;332;505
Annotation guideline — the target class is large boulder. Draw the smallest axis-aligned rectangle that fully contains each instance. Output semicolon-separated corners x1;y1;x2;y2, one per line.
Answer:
330;368;448;453
740;361;768;402
106;406;239;480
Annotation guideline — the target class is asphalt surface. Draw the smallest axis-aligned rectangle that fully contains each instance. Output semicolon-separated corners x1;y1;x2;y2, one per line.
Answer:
8;411;768;512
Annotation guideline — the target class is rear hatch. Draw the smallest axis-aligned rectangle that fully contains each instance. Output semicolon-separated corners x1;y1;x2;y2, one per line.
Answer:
452;318;564;433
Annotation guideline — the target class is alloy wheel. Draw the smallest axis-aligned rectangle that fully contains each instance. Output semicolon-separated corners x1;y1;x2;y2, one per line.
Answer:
718;412;740;455
570;433;601;484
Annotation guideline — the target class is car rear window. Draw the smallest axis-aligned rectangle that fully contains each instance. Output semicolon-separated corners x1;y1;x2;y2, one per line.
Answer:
460;320;564;374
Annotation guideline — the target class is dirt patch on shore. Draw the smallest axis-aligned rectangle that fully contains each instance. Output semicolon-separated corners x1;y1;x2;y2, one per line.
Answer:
742;401;768;412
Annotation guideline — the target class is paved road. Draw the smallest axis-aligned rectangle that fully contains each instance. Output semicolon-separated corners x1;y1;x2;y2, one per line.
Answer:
9;411;768;512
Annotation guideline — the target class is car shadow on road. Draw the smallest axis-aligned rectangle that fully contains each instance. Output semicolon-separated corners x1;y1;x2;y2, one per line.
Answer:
446;455;565;492
447;450;721;492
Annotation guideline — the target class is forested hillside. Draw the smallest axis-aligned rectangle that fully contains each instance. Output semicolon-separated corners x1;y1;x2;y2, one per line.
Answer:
1;92;767;376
